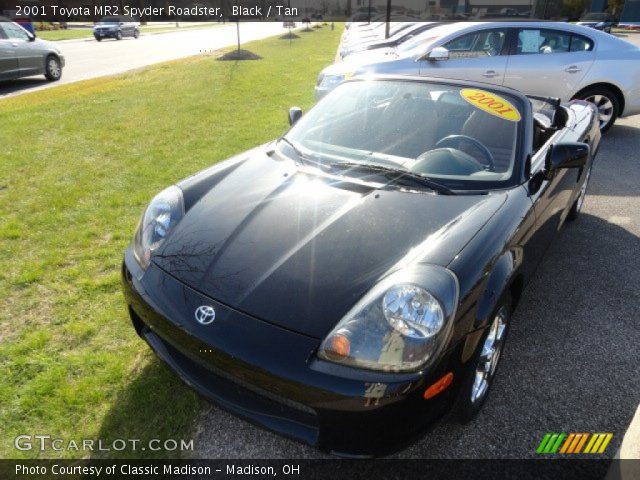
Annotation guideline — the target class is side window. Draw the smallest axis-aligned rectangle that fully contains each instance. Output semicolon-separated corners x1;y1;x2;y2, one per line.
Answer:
570;34;594;52
2;22;30;41
0;24;8;39
444;29;507;59
516;29;571;55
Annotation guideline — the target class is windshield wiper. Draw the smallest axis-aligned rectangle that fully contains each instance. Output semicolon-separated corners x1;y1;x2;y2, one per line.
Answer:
277;137;319;166
328;162;455;195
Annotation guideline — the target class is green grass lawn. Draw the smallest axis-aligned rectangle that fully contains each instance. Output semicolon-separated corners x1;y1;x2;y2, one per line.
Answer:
0;25;341;459
35;29;93;41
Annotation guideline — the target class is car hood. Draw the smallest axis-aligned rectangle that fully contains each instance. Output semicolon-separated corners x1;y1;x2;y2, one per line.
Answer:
34;38;58;50
153;149;507;338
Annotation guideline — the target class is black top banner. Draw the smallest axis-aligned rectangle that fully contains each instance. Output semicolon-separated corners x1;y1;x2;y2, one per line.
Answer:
0;0;638;23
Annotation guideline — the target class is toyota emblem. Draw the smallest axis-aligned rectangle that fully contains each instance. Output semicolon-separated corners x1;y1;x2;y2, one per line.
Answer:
194;305;216;325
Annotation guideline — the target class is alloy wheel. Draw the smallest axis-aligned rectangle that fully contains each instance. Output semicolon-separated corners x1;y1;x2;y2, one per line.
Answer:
471;306;508;404
584;94;614;129
48;58;61;79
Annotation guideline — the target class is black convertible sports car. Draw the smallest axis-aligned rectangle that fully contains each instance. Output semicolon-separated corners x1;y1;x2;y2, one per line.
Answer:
122;76;600;455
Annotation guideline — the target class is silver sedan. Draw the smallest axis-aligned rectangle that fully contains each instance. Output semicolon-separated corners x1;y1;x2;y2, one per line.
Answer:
316;21;640;131
0;18;65;82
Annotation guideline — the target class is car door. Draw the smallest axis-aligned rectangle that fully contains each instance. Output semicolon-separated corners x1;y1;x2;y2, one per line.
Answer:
1;21;42;76
0;24;20;80
526;129;581;261
504;28;596;101
418;28;510;85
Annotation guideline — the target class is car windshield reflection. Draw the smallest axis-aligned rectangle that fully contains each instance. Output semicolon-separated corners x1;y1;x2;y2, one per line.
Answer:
284;79;522;190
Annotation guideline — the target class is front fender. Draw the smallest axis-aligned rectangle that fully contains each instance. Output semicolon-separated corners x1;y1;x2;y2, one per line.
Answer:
474;251;518;329
461;250;521;364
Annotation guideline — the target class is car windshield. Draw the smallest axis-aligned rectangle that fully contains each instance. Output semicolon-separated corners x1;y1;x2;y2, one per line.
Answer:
99;17;120;23
395;24;455;53
284;80;522;190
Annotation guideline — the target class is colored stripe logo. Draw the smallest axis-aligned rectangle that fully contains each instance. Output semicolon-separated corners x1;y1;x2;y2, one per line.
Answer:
537;433;613;454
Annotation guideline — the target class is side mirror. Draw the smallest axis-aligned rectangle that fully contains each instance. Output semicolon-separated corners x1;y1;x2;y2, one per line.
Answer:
28;33;36;41
288;107;303;126
425;47;450;62
546;142;590;171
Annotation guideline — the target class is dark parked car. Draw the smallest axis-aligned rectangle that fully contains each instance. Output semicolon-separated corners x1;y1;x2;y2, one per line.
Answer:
93;16;139;41
122;77;600;455
576;12;616;33
0;17;64;82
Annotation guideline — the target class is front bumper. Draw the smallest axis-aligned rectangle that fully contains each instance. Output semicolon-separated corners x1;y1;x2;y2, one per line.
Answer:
94;29;118;38
121;248;461;455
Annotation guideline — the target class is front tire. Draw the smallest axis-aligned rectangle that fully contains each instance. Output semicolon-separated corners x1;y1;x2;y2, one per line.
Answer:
44;55;62;81
133;29;140;39
574;86;619;133
115;30;123;40
456;295;512;424
567;168;592;221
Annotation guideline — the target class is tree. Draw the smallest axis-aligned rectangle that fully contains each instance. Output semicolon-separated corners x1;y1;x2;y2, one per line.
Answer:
608;0;626;17
562;0;590;18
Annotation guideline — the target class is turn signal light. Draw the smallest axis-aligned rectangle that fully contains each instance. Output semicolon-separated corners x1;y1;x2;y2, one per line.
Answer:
423;372;454;400
326;334;351;360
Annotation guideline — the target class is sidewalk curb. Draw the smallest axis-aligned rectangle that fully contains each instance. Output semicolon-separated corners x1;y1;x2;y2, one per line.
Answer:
606;404;640;480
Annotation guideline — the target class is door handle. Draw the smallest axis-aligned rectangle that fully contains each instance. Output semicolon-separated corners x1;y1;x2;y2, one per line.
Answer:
565;66;582;74
482;70;500;78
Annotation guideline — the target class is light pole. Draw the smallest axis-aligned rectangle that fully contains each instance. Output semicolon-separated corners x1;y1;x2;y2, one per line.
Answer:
385;0;391;38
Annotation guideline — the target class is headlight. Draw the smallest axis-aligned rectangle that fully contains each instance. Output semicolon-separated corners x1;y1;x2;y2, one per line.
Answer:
133;186;184;270
318;265;459;372
382;285;444;339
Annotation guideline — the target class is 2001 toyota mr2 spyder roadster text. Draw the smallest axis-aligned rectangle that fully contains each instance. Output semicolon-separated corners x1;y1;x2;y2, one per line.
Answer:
122;76;601;456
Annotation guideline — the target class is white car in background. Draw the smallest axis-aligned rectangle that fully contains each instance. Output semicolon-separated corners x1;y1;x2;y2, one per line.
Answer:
340;22;440;59
316;21;640;131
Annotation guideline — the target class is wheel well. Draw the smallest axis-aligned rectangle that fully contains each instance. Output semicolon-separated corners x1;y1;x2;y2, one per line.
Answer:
509;274;524;309
573;83;625;116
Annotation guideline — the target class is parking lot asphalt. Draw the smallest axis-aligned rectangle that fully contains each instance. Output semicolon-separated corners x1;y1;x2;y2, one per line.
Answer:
0;22;286;98
193;114;640;460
